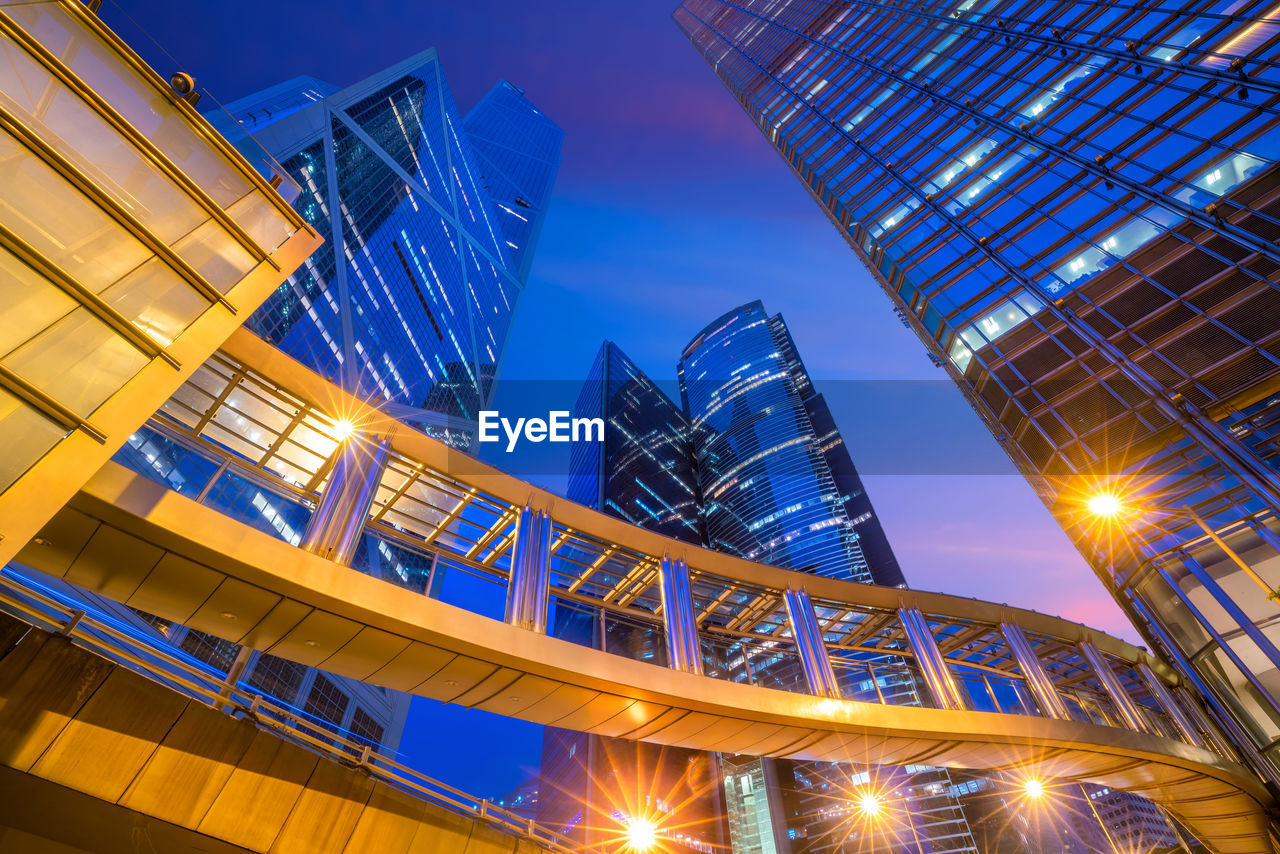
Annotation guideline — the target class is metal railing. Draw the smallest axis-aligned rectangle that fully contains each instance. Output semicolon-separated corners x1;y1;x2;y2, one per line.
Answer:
0;566;576;854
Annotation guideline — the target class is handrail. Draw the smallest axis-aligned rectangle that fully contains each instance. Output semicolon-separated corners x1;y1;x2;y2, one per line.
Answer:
0;567;574;854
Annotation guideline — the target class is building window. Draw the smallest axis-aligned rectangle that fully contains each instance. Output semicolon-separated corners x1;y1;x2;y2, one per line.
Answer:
178;629;241;672
248;653;307;704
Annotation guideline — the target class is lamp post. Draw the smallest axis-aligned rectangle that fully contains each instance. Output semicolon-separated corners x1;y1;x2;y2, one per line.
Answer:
1084;488;1280;604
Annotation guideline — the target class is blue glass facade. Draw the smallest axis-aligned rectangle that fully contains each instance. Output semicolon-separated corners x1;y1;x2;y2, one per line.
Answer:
216;51;562;435
569;341;705;544
674;0;1280;790
680;301;895;584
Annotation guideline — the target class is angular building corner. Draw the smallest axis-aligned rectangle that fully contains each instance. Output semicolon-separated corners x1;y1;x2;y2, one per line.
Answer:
212;54;563;441
0;0;322;569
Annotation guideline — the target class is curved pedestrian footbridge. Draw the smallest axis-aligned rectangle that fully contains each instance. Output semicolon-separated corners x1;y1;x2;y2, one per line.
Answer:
11;330;1277;853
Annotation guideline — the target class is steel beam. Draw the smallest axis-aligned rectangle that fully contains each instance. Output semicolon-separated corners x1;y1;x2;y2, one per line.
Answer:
1079;641;1150;733
1138;662;1207;748
1000;622;1070;720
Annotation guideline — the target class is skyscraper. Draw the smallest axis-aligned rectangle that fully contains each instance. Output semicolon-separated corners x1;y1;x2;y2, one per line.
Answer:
568;341;705;544
680;303;973;853
551;314;973;853
674;0;1280;788
11;48;561;757
680;301;903;586
213;53;563;437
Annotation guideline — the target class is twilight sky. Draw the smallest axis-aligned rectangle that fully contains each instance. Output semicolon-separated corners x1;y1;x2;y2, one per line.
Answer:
106;0;1138;796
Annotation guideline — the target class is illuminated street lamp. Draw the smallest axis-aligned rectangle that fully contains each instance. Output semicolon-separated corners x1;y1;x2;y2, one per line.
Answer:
856;791;885;819
1023;778;1046;801
853;789;924;854
331;418;357;441
1083;487;1280;603
1087;491;1124;520
624;816;658;852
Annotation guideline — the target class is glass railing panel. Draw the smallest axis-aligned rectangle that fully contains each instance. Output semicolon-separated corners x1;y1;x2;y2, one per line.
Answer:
199;466;311;546
733;638;808;694
831;659;888;704
603;609;667;668
0;392;64;494
112;423;221;498
429;552;506;621
351;530;434;595
546;595;602;650
700;633;758;686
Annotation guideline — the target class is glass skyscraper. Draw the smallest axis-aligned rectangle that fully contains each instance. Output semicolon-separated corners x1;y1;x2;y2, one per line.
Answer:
674;0;1280;789
681;301;903;586
551;315;980;853
16;50;562;758
568;341;706;544
212;53;563;437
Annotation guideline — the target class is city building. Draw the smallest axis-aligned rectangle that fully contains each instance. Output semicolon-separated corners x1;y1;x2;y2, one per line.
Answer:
211;55;563;440
1079;784;1202;852
679;300;902;586
549;314;970;852
6;43;561;755
567;341;705;544
674;0;1280;791
495;777;541;821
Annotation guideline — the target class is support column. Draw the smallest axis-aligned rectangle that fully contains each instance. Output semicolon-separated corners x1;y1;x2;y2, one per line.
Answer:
505;508;551;633
1078;641;1150;733
1137;662;1207;748
898;606;965;710
300;436;390;566
217;646;254;713
783;588;840;698
1000;622;1070;720
659;556;702;675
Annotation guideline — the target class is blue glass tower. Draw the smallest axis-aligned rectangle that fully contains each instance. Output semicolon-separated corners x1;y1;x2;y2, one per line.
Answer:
673;0;1280;787
680;301;901;586
214;51;563;437
569;341;705;544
